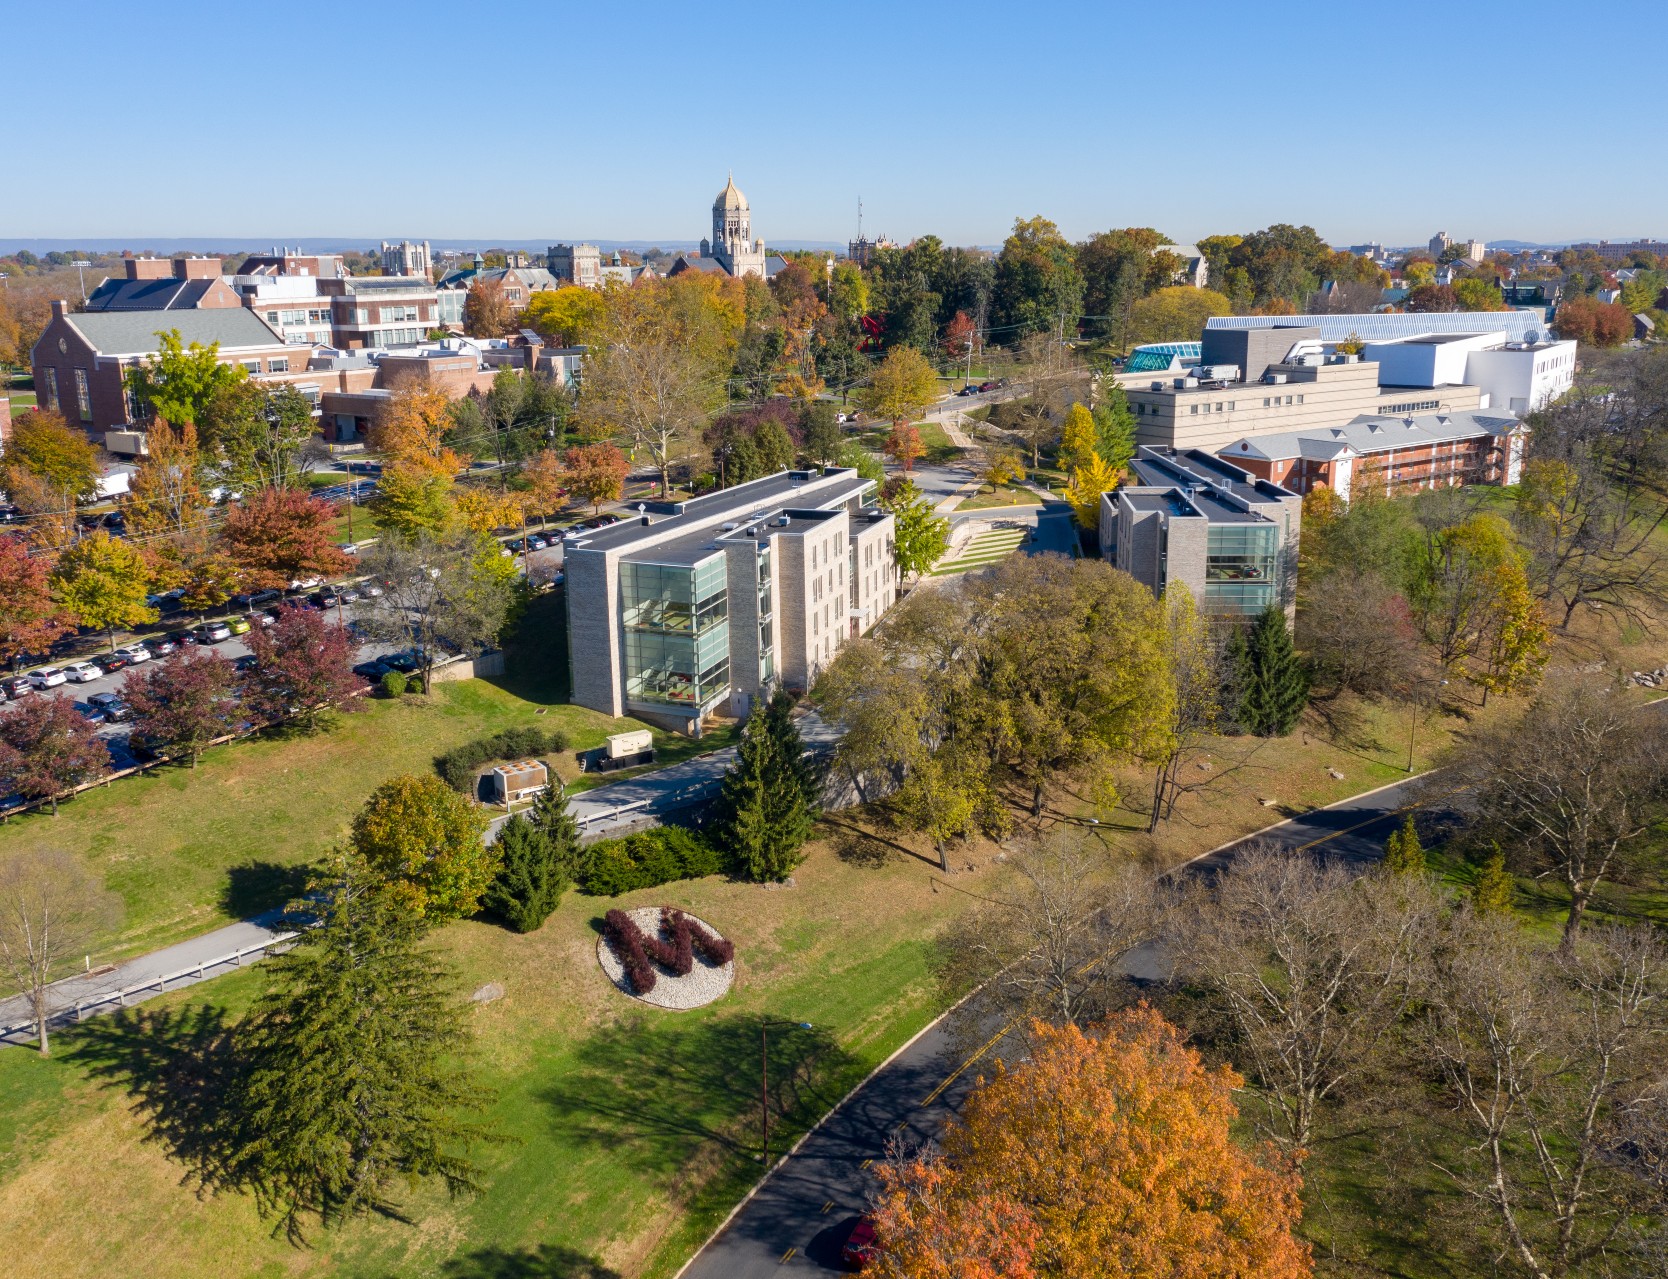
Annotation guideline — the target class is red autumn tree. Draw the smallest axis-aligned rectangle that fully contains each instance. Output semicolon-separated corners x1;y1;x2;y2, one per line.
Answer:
883;424;926;473
944;311;978;362
563;442;630;514
218;487;352;591
0;535;74;666
1554;295;1633;347
0;695;108;813
125;648;238;768
242;603;362;732
872;1008;1312;1279
1404;283;1460;313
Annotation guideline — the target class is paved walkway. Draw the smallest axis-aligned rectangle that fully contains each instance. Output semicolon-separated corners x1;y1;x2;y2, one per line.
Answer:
1;718;835;1046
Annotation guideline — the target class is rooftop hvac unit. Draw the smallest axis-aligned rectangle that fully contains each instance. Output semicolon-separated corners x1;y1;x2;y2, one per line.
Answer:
1150;381;1165;392
1266;373;1288;384
721;522;738;531
775;516;790;526
1197;364;1241;381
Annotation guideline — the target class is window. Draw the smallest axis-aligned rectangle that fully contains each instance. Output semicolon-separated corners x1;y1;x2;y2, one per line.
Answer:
1296;394;1305;404
240;360;260;373
73;368;92;421
43;367;60;412
1227;401;1235;411
1190;404;1199;415
620;558;730;710
267;357;290;373
1204;524;1278;615
266;311;280;324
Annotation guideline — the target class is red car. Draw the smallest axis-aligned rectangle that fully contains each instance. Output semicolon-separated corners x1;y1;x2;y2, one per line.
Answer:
841;1216;879;1270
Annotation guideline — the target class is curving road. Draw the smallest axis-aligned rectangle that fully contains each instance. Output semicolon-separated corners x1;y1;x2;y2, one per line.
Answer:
677;772;1433;1277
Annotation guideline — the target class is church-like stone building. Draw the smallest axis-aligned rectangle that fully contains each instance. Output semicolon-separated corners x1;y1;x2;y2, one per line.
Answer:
669;174;787;281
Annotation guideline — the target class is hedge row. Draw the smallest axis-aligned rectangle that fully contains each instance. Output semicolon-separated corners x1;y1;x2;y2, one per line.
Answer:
579;826;728;896
603;908;658;994
436;726;569;792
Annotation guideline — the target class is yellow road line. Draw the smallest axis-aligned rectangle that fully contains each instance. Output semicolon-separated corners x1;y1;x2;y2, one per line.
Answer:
780;1247;797;1264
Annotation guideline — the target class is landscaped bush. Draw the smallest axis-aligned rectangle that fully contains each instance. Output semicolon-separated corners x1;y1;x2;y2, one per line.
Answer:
646;908;694;977
380;670;407;697
684;910;735;965
435;726;571;792
603;908;657;994
579;826;728;896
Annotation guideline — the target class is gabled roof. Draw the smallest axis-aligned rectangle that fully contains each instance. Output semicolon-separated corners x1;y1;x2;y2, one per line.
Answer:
668;254;727;276
63;307;286;357
1222;409;1526;463
84;277;226;312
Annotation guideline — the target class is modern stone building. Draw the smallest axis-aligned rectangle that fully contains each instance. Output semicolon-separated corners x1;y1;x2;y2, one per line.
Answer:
1099;447;1302;618
564;467;897;733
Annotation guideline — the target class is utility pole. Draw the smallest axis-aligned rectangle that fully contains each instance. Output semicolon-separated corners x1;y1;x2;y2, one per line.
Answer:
75;260;91;304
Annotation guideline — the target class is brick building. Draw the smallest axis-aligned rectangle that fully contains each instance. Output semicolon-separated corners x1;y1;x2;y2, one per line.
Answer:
84;256;243;312
1221;409;1528;500
31;302;294;438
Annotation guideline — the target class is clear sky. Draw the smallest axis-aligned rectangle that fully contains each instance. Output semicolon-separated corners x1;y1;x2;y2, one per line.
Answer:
9;0;1662;249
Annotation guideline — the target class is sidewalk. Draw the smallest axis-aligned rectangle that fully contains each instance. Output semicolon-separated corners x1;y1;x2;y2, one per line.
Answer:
1;717;836;1046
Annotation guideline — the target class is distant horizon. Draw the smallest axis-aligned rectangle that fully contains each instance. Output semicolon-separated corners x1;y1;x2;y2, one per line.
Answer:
4;233;1661;261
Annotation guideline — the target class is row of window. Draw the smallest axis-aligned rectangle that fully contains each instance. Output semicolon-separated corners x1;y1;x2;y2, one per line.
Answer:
1381;399;1441;414
265;308;329;326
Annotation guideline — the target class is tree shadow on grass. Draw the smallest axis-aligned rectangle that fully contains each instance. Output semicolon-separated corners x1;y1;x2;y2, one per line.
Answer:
219;859;312;921
67;1004;247;1195
432;1246;622;1279
539;1012;857;1192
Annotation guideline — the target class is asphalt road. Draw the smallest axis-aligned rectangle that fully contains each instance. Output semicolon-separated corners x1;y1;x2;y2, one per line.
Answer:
677;771;1432;1278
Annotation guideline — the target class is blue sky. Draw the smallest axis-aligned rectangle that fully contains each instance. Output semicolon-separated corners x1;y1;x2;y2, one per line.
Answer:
9;0;1661;248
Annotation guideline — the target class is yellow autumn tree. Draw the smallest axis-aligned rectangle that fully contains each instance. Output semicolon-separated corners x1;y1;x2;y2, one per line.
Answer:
872;1008;1311;1279
1058;402;1098;472
859;345;940;426
371;385;465;477
1064;454;1119;529
123;418;207;536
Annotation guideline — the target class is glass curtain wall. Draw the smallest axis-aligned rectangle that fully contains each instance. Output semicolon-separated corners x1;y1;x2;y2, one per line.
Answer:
756;547;774;685
621;557;731;709
1203;524;1277;614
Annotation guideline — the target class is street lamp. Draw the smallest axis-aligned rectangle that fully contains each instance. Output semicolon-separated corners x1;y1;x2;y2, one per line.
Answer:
761;1017;813;1164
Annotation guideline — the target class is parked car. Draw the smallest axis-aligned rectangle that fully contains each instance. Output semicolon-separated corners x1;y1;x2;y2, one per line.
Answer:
115;643;152;665
0;685;9;704
381;650;422;674
169;629;200;648
353;657;393;681
73;701;107;725
63;661;103;683
526;534;548;550
1;676;32;698
142;636;178;658
253;610;276;626
358;581;384;598
288;576;322;592
225;616;252;635
338;586;362;603
841;1217;879;1270
192;621;233;644
26;666;68;689
92;652;130;674
505;537;527;553
232;654;259;674
123;731;166;761
338;542;360;556
232;589;281;612
87;692;133;722
978;380;998;392
956;384;978;397
310;588;342;609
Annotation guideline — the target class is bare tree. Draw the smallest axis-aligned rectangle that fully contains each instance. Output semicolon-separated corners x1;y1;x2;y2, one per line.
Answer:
1167;846;1442;1151
358;531;518;693
1439;675;1668;944
1298;568;1426;702
1147;583;1222;832
0;850;121;1056
1418;916;1668;1279
937;832;1155;1057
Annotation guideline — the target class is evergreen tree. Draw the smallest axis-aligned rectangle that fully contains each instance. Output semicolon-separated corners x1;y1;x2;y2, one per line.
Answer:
232;867;492;1242
531;781;586;886
1236;605;1309;737
1472;844;1515;916
1383;813;1426;876
480;815;564;934
1091;387;1137;476
718;688;818;882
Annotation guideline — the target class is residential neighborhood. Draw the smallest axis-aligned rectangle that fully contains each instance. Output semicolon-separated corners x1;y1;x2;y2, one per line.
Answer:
3;7;1668;1279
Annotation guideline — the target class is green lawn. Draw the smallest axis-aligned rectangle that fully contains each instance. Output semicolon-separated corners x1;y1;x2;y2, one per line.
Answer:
0;592;720;961
0;817;990;1279
954;485;1042;511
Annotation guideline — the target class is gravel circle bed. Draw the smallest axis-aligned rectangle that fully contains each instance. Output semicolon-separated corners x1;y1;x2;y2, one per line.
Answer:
596;906;735;1010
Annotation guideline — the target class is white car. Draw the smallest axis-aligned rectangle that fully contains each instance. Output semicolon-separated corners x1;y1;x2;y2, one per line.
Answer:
63;661;103;683
26;666;68;689
289;576;322;591
116;644;152;665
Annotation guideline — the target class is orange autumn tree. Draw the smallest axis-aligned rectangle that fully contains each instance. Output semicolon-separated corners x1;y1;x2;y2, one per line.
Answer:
872;1008;1311;1279
883;424;925;472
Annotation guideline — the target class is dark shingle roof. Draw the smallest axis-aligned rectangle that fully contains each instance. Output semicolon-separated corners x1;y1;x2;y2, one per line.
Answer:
84;278;224;312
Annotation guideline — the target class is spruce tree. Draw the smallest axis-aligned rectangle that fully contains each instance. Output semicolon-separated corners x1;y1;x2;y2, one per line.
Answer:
718;688;818;882
1237;604;1310;737
481;815;564;934
232;868;491;1242
1472;845;1515;915
1383;813;1426;876
531;781;585;887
